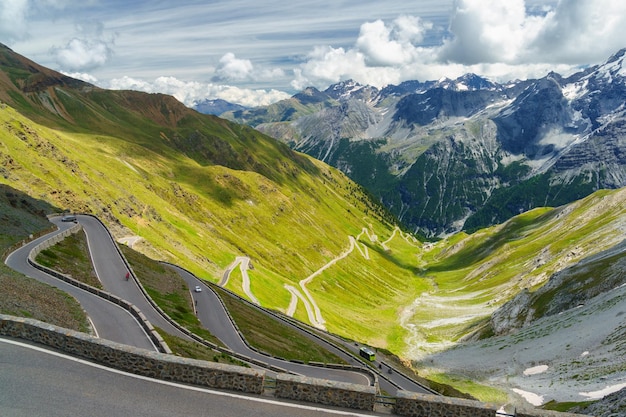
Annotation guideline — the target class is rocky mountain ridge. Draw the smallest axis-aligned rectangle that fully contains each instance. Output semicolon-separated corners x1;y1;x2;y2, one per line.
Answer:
217;49;626;237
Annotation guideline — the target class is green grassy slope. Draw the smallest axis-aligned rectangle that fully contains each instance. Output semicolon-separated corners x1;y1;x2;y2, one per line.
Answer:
0;44;420;352
0;185;89;331
0;100;428;352
401;188;625;358
2;44;624;369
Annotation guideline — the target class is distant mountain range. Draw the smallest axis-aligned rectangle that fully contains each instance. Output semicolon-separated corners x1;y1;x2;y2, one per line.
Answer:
211;50;626;237
194;98;247;115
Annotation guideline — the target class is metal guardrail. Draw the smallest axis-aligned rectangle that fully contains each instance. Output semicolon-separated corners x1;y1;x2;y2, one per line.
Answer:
375;394;396;406
175;262;441;396
81;214;292;374
1;225;56;261
11;213;435;396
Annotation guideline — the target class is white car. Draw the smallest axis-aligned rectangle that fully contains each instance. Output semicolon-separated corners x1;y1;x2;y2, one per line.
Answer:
194;285;202;293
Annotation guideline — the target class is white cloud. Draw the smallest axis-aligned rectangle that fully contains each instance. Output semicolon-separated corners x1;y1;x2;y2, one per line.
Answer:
259;67;286;80
61;71;99;84
7;0;626;108
525;0;626;63
106;75;290;108
214;53;254;81
292;46;406;91
356;15;432;67
0;0;77;41
214;85;290;107
439;0;531;64
52;38;113;71
295;0;626;90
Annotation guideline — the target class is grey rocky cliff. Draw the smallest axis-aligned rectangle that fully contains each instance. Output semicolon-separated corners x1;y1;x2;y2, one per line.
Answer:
490;239;626;336
216;51;626;237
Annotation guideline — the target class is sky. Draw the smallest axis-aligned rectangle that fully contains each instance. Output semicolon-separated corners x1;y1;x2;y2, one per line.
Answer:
1;0;625;107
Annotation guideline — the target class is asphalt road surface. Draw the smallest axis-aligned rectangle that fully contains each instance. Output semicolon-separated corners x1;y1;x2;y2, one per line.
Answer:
168;264;373;386
5;216;372;384
4;220;156;351
77;215;192;342
171;265;435;395
0;338;391;417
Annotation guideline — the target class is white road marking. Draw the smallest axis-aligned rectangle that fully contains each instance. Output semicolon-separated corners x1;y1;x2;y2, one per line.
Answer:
0;338;378;416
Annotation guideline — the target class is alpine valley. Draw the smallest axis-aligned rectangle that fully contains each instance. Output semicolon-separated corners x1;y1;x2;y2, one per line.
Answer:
218;50;626;239
1;43;625;413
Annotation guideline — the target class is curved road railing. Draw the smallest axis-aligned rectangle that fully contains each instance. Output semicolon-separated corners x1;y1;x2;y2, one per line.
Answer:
170;262;438;393
29;215;292;374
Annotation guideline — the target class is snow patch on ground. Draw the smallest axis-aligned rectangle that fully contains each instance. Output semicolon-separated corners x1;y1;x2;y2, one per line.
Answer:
562;80;588;101
512;389;544;406
579;382;626;400
523;365;548;376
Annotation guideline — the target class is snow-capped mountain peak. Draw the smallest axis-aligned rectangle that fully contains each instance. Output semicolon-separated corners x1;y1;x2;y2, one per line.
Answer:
219;49;626;237
323;79;380;102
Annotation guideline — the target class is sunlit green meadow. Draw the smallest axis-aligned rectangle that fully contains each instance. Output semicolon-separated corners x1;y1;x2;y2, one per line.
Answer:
2;99;625;386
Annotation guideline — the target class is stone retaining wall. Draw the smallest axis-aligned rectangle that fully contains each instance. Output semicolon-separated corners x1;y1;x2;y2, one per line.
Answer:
394;391;589;417
0;315;591;417
516;409;592;417
395;390;499;417
26;223;171;354
275;373;377;411
4;219;591;417
0;315;264;393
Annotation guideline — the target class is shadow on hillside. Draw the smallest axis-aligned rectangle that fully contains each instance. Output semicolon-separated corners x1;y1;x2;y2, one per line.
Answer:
0;184;61;248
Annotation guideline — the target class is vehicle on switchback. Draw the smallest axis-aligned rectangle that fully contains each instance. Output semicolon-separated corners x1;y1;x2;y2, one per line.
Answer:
359;346;376;361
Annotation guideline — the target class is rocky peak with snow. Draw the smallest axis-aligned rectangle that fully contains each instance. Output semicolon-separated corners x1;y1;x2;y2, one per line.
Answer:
322;79;380;103
292;87;330;105
439;73;498;91
219;49;626;237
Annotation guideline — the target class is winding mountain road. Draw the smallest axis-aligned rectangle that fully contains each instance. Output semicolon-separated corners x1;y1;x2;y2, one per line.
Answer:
4;219;156;351
5;215;371;385
77;215;191;343
179;263;435;395
170;263;372;385
4;214;434;395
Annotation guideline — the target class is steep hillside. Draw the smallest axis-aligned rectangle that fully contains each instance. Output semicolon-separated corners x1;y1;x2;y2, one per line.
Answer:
418;220;626;407
490;238;626;336
0;44;421;351
397;187;625;406
221;51;626;238
0;185;89;331
398;187;625;355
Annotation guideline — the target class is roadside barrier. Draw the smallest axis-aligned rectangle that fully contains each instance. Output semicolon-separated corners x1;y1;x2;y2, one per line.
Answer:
26;222;171;354
0;315;591;416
